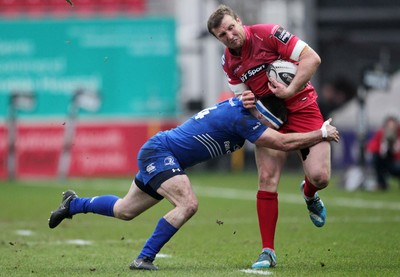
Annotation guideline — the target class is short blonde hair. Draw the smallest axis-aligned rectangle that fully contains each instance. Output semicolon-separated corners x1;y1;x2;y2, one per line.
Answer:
207;4;239;36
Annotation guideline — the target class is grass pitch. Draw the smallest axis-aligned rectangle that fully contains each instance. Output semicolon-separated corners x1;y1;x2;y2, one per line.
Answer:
1;171;400;276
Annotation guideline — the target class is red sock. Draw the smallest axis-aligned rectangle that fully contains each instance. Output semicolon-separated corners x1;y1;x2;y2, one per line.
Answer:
256;190;278;250
303;177;319;199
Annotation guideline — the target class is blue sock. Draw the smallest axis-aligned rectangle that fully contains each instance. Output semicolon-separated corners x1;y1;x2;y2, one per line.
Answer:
137;217;178;261
69;195;119;217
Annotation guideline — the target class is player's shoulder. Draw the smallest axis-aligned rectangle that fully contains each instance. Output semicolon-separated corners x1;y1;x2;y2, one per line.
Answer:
217;97;242;108
247;24;277;35
248;24;295;43
217;97;247;115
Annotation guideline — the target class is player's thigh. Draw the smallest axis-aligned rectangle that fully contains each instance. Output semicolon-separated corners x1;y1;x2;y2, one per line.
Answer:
156;174;198;208
114;180;160;219
255;145;288;189
300;141;331;183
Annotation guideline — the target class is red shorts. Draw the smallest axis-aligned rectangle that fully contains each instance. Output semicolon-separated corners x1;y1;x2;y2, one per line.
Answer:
279;101;324;133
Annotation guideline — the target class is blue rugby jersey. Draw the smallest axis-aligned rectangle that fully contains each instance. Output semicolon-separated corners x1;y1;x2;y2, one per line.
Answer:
154;97;267;169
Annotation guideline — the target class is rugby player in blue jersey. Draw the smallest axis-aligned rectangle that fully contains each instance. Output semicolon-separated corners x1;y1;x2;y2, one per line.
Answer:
48;95;339;270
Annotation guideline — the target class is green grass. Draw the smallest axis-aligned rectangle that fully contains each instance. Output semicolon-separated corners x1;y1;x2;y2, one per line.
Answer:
1;171;400;276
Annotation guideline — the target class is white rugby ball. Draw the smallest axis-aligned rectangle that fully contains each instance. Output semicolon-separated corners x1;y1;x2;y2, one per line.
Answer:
267;60;298;87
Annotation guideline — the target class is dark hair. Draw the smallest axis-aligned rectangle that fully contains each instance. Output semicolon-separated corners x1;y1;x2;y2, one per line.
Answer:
207;4;239;36
383;115;399;126
258;94;288;123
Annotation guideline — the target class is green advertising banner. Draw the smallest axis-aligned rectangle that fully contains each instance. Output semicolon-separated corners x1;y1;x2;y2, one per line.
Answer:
0;17;179;118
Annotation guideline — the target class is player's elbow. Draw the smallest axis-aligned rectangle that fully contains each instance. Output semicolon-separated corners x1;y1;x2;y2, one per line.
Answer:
314;55;321;68
277;137;298;152
279;142;293;152
261;136;292;152
305;48;321;69
256;134;292;151
312;51;321;68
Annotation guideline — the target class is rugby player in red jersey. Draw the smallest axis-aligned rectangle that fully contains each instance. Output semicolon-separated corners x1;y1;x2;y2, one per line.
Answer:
208;4;330;269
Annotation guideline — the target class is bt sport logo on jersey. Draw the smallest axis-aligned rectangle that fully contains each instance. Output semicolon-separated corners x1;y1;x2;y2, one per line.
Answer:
240;64;267;82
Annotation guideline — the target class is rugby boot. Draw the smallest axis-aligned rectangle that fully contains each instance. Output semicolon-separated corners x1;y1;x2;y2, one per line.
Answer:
251;248;277;269
300;181;326;227
130;257;158;270
48;190;77;229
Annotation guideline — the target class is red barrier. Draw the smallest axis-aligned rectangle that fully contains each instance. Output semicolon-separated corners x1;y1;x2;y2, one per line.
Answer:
0;120;176;179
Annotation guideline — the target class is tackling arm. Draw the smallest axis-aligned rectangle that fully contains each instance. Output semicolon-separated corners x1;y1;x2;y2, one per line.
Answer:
254;119;339;151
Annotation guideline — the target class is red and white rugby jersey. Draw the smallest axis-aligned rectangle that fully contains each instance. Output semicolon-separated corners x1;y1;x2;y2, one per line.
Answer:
222;24;318;112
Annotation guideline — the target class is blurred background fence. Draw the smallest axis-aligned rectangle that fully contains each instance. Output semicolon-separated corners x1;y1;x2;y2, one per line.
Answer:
0;0;399;180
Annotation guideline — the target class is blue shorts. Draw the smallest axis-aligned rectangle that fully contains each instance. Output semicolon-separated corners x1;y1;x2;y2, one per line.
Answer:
135;136;185;199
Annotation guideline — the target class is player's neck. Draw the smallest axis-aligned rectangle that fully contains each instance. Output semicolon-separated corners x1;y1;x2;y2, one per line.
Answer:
229;47;241;56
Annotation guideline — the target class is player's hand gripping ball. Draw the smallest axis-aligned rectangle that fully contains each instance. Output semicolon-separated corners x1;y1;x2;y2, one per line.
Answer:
266;60;298;87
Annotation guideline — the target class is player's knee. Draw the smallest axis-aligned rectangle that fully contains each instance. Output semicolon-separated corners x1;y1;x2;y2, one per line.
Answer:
186;199;199;217
258;172;279;190
113;203;138;221
308;173;330;189
180;198;198;219
115;209;136;221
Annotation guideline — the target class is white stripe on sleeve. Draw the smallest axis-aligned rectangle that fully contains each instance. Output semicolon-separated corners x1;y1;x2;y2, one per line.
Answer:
290;40;308;61
228;83;250;97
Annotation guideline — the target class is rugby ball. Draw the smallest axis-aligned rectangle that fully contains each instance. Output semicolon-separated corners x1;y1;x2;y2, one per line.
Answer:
267;60;298;87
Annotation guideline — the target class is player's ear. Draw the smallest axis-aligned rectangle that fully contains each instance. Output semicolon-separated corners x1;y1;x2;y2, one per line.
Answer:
256;111;263;120
263;120;276;130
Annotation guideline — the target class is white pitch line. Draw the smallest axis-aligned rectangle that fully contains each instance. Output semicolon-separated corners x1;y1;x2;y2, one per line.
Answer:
330;197;400;210
194;186;255;201
17;180;400;211
156;253;172;258
65;239;92;245
240;269;273;275
16;229;34;236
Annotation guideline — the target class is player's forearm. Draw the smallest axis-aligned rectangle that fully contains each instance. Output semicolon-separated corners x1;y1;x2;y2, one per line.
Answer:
256;129;324;151
287;48;321;96
278;130;324;151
